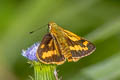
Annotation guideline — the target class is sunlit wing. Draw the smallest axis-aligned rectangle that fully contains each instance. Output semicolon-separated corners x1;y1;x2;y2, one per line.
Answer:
63;29;96;62
36;33;65;65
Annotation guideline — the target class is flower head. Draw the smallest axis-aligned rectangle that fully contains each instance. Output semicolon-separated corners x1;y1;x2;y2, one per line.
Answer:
22;42;40;61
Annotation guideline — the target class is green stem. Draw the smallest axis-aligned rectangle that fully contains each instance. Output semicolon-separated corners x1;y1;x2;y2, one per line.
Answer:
33;61;57;80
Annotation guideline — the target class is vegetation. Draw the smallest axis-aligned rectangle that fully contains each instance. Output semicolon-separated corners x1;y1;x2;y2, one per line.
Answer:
0;0;120;80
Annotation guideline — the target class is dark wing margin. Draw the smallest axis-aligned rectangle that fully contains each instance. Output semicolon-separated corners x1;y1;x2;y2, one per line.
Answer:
36;33;65;65
64;30;96;62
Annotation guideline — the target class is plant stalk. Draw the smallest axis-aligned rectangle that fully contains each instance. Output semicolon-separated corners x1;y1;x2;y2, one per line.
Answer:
33;61;57;80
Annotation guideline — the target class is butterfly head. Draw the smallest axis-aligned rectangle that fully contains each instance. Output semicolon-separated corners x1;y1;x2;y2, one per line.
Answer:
48;21;60;33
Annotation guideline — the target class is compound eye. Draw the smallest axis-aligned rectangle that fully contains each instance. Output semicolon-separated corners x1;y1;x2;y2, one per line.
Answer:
48;24;51;30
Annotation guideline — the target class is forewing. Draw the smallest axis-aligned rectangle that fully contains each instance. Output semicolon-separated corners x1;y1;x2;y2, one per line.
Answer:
36;33;65;65
64;30;96;62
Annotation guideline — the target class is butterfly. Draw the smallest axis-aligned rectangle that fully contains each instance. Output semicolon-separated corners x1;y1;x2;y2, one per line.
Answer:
36;22;96;65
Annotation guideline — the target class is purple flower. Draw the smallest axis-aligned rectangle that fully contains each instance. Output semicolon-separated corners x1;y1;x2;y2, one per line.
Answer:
22;42;40;61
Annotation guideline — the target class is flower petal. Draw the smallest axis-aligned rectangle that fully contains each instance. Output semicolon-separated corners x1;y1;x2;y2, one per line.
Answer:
22;42;40;61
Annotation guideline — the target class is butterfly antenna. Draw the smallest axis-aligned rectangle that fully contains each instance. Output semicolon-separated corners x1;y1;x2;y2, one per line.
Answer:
29;24;47;34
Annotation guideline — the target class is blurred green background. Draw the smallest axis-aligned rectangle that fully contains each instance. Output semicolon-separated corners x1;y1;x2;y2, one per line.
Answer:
0;0;120;80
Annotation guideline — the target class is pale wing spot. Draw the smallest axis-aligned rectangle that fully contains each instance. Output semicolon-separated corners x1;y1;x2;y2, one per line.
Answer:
48;51;53;57
73;58;80;62
70;45;80;51
54;50;57;55
78;45;82;50
83;41;88;46
47;51;50;58
41;44;45;48
67;36;79;41
68;58;73;62
74;45;80;51
69;46;75;50
83;47;88;50
42;51;56;59
69;45;88;51
42;52;47;59
48;40;53;47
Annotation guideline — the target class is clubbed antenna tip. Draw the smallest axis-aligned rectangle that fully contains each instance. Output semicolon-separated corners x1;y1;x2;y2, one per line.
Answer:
29;31;34;34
